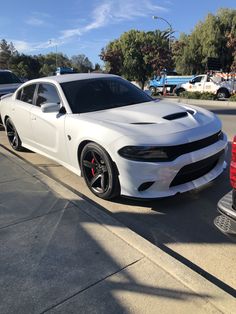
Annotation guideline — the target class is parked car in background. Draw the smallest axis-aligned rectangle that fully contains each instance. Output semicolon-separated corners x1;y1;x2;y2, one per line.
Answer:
0;73;227;200
214;136;236;237
0;70;22;125
0;70;22;97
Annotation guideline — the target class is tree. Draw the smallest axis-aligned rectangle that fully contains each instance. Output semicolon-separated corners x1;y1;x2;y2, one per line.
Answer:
70;54;93;73
0;39;18;69
94;63;102;72
100;39;124;75
172;9;236;74
100;29;172;89
38;53;71;76
10;54;41;79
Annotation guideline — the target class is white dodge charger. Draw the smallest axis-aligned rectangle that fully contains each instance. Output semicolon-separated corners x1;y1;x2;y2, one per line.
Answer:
0;73;227;199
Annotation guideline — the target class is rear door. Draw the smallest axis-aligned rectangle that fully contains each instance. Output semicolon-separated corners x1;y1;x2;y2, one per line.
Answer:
11;83;36;145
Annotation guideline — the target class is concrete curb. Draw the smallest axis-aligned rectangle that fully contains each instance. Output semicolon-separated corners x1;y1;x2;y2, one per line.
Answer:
163;96;236;108
1;147;235;312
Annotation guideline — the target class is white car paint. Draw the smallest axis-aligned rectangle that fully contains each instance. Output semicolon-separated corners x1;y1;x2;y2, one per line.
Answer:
0;73;227;198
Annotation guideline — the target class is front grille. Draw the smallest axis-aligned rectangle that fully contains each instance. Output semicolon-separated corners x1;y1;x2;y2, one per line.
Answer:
170;150;224;187
159;131;223;161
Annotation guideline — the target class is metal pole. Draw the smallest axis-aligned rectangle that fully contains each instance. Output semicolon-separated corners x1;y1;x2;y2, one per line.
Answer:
55;45;58;68
152;16;172;50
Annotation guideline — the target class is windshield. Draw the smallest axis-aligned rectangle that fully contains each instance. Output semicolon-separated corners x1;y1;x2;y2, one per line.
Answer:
0;71;22;84
61;77;152;114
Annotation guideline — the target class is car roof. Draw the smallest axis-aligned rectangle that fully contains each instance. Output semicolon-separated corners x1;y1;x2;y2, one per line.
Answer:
0;69;13;73
28;73;119;85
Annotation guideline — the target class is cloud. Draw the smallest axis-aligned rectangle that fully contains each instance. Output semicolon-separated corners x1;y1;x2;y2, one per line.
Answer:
26;17;45;26
84;2;112;31
60;0;168;40
13;39;60;53
13;40;35;52
12;0;169;55
25;12;51;27
60;28;82;39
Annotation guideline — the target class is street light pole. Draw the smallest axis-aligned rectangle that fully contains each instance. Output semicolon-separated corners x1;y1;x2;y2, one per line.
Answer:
152;16;173;96
49;40;58;69
152;16;172;50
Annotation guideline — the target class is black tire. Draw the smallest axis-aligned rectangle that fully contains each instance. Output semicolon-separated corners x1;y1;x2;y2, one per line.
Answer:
217;88;230;99
175;88;185;96
80;142;120;200
149;86;156;94
5;118;23;151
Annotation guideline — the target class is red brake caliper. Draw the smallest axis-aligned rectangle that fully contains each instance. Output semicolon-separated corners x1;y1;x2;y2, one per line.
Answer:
91;158;95;176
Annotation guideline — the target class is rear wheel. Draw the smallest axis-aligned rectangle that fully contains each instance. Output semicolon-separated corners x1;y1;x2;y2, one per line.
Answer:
217;88;230;99
80;142;120;200
5;118;23;151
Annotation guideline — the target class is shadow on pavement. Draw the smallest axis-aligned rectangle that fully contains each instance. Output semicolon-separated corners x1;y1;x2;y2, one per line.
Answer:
0;153;212;312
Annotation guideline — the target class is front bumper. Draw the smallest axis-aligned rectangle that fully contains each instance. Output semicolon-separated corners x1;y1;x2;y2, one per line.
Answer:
115;133;227;198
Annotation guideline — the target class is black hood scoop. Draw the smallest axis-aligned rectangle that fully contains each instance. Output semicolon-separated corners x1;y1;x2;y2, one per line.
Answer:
163;112;188;120
130;122;156;125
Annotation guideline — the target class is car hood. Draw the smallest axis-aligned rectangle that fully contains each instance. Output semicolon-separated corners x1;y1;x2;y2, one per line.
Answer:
79;100;221;145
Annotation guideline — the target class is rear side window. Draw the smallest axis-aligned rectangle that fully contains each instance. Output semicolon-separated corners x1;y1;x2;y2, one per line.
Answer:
36;83;61;107
16;84;36;104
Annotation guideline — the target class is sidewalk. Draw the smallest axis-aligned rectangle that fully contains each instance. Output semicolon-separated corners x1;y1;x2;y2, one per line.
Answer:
0;146;235;314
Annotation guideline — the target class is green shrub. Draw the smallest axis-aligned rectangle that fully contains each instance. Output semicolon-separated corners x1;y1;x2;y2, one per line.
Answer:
199;92;217;100
179;91;202;99
179;91;217;100
229;94;236;101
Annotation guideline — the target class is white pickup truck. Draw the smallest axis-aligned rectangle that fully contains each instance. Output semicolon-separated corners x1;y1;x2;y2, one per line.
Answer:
174;74;235;99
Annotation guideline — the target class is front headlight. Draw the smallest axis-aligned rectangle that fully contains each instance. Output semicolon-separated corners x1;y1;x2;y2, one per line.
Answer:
118;146;169;162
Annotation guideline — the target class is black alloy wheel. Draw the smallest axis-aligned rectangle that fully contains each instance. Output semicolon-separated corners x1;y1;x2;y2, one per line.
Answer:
5;118;23;151
81;142;120;200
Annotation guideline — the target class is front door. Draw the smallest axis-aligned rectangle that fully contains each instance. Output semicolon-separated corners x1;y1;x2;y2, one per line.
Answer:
30;83;68;162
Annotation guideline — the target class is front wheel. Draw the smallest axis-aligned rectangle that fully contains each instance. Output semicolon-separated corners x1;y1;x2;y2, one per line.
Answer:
149;86;156;94
5;118;23;151
80;143;120;200
175;88;185;96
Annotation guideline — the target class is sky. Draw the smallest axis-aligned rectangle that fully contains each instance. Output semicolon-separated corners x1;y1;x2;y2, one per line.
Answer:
1;0;236;66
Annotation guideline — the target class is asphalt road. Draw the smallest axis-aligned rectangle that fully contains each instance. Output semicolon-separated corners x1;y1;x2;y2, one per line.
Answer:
0;103;235;296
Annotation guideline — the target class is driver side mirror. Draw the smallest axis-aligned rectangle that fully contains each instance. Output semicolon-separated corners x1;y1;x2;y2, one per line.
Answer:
41;103;60;113
189;80;194;84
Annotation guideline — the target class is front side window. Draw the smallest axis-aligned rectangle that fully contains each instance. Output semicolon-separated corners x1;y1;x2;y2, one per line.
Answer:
16;84;36;104
61;77;152;114
36;83;61;107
